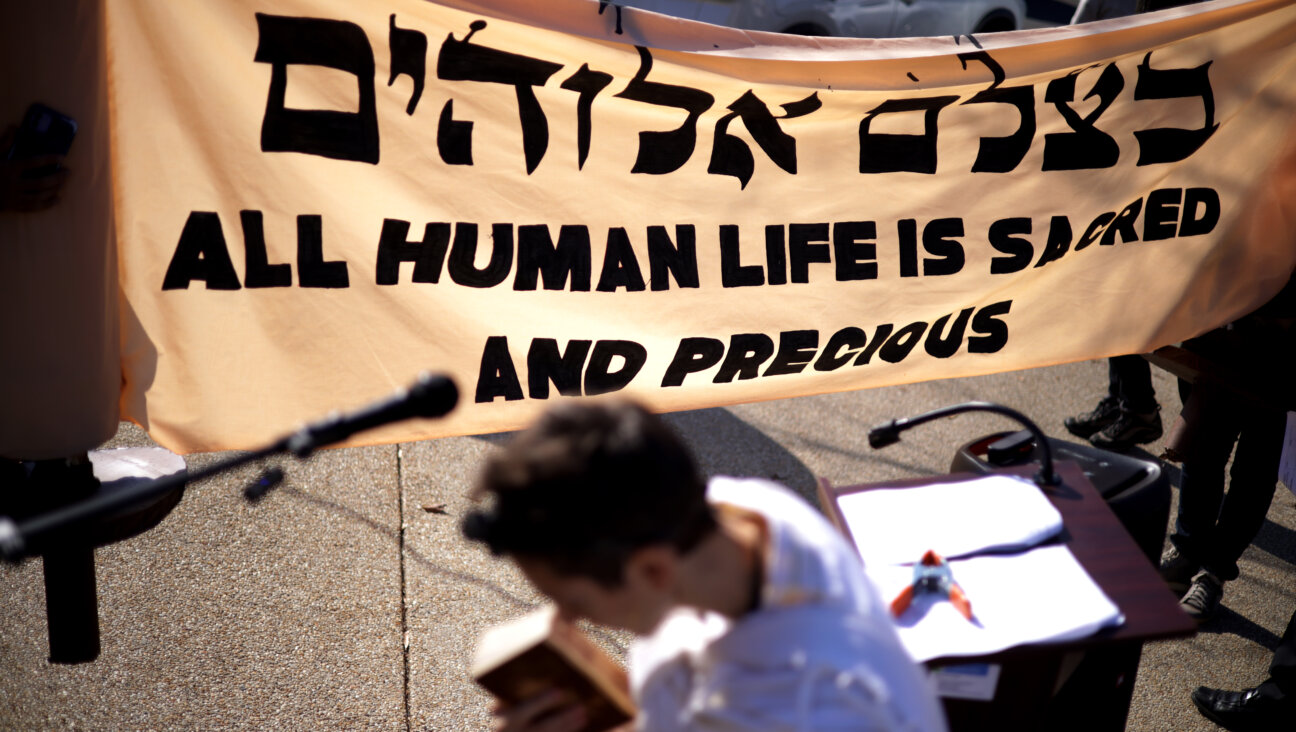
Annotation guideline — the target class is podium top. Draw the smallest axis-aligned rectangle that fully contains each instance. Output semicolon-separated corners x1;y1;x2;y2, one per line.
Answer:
818;461;1196;662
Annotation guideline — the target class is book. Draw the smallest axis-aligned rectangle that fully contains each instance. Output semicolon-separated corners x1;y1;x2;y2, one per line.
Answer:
471;605;636;732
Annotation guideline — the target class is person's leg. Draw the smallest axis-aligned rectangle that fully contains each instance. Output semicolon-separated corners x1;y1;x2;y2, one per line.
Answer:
1110;355;1157;413
1191;607;1296;726
1258;607;1296;703
1201;406;1285;582
1168;392;1239;569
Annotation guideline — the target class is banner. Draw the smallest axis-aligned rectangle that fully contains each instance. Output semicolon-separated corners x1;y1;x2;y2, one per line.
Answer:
100;0;1296;453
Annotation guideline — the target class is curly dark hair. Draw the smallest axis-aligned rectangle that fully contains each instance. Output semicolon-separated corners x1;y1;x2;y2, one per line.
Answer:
461;401;716;587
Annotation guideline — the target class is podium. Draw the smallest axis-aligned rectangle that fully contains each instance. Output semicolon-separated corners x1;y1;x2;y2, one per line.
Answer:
819;461;1196;731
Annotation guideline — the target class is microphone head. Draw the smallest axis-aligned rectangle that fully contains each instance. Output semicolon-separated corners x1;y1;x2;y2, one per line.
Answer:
407;373;459;418
867;423;902;449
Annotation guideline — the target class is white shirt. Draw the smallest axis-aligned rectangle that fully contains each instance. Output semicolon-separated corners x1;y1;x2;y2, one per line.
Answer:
629;477;948;732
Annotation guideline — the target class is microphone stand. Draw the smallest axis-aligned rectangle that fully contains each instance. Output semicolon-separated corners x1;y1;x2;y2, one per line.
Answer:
1;372;458;563
867;401;1060;487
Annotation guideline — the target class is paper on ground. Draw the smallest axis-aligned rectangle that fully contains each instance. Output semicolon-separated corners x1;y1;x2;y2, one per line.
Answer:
838;475;1063;566
865;544;1123;662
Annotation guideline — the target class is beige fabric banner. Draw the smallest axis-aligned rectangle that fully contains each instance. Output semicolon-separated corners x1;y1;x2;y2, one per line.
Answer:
100;0;1296;453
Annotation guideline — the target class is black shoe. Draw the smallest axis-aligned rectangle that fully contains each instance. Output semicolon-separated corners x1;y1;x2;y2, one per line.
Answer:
1191;686;1288;731
1064;397;1121;439
1089;407;1162;452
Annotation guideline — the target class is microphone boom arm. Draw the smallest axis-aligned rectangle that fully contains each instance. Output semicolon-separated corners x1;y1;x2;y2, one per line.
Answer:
868;401;1059;487
1;373;458;563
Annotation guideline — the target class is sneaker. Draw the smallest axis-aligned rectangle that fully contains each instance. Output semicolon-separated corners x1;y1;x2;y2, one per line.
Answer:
1064;397;1122;439
1089;407;1163;452
1180;569;1223;624
1159;546;1198;596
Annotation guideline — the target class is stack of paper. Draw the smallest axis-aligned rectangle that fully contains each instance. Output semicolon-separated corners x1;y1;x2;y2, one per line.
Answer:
838;475;1063;565
837;475;1123;662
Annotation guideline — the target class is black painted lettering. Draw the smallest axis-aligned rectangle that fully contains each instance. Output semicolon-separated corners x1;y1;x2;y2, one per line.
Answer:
815;327;867;371
647;225;699;290
596;228;646;292
925;308;974;358
585;340;647;395
988;217;1032;274
859;96;959;174
241;210;292;288
1034;216;1073;268
922;218;964;276
853;323;893;365
719;225;764;288
254;14;379;164
436;21;563;174
1143;188;1182;241
1075;212;1115;252
527;338;591;398
880;322;928;363
709;90;820;188
765;225;787;286
1180;188;1219;236
1042;64;1123;171
560;65;614;170
764;330;819;376
715;333;775;382
388;14;427;115
789;223;830;283
162;212;241;291
475;336;524;402
662;337;725;387
833;221;878;281
515;225;592;291
617;47;714;175
297;215;349;288
449;223;513;288
969;301;1012;353
959;52;1036;174
1100;199;1143;245
1134;53;1218;166
376;219;449;285
898;219;919;278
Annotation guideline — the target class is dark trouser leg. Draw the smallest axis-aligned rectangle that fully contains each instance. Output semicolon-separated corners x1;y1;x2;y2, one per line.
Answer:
1256;608;1296;704
1109;355;1157;413
1169;397;1239;568
1201;406;1284;581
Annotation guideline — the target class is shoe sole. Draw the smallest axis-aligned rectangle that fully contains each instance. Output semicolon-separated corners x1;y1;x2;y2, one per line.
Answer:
1064;423;1101;439
1091;431;1163;452
1064;419;1116;439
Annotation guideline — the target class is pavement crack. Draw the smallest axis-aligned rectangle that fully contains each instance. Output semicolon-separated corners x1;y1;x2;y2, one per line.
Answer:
397;442;412;732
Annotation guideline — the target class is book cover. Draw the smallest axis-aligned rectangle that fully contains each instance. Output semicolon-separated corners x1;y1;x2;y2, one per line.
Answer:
471;606;635;732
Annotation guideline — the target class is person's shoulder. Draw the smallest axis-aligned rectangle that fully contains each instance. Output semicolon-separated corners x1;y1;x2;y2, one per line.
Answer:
706;475;813;515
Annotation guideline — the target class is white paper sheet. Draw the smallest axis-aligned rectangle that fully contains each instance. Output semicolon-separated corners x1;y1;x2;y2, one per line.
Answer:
838;475;1063;566
865;544;1124;662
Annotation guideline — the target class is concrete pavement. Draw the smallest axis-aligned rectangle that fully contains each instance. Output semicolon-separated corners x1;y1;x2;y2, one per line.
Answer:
3;359;1294;730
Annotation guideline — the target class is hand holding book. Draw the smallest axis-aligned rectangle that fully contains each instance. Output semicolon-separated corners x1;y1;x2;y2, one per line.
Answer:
473;606;636;732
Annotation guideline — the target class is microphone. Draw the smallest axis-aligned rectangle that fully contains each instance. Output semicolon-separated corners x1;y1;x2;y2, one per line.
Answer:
287;373;459;456
1;374;460;562
867;401;1059;487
